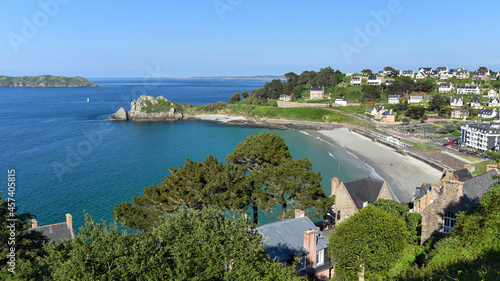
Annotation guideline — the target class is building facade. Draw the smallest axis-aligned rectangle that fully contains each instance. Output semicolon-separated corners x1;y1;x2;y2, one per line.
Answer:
460;122;500;151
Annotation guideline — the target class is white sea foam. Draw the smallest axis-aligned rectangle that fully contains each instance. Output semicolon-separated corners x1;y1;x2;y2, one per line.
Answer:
299;130;311;136
346;150;359;160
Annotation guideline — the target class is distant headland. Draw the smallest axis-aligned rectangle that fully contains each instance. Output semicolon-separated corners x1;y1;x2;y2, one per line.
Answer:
0;75;99;87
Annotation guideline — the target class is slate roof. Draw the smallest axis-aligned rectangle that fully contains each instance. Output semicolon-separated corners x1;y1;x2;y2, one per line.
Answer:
368;76;377;80
414;183;434;201
440;83;452;88
335;97;347;102
451;97;462;103
256;217;328;262
388;95;400;100
462;170;499;206
365;107;375;113
453;168;474;182
32;222;73;244
470;97;481;103
310;87;323;91
343;177;385;210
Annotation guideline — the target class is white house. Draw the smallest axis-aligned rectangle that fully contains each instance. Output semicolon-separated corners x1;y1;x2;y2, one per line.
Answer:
488;89;499;98
430;70;440;78
334;97;348;106
451;109;469;119
418;67;432;74
409;95;423;104
488;98;500;107
440;72;454;80
450;97;463;108
384;79;395;85
279;94;292;102
469;97;482;109
473;71;489;81
415;72;427;79
436;67;448;73
478;108;497;119
350;76;362;86
388;95;400;104
456;69;470;79
457;86;480;95
438;83;453;93
401;70;414;77
365;107;377;116
367;76;381;85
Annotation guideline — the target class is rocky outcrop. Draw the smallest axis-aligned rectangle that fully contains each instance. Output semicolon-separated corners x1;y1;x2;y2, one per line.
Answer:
0;75;99;87
109;95;183;121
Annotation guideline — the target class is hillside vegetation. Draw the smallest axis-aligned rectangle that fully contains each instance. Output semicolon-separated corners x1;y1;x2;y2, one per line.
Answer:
0;75;99;87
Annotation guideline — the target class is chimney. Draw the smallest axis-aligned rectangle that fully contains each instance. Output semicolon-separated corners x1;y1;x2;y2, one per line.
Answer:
295;209;305;218
303;230;318;269
331;177;340;197
464;164;474;173
66;214;74;238
31;219;38;229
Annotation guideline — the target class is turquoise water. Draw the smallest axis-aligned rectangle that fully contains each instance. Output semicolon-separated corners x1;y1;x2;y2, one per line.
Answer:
0;78;377;229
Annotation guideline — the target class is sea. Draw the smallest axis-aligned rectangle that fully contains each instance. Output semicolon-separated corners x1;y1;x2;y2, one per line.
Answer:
0;78;381;230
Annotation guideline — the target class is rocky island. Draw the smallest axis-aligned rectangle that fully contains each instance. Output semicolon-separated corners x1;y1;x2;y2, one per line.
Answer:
109;95;183;121
0;75;99;87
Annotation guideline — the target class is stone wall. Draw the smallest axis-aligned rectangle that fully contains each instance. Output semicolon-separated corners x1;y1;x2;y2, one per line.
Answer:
332;179;358;225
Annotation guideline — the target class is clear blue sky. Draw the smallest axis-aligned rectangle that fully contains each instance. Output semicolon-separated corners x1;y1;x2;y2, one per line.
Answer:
1;0;499;77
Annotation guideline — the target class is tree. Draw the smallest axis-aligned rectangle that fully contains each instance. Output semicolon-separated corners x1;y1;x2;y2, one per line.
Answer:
226;133;331;224
383;66;399;77
416;78;435;93
16;209;302;280
229;92;241;103
241;91;249;99
361;85;381;103
373;199;422;244
406;105;426;120
361;69;373;76
328;205;409;279
477;66;488;72
428;94;447;112
113;155;240;230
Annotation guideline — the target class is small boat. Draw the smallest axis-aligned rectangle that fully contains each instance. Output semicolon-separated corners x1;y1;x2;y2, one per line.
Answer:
87;98;90;103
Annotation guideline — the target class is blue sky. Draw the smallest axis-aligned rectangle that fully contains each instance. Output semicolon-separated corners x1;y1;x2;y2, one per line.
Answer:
1;0;499;77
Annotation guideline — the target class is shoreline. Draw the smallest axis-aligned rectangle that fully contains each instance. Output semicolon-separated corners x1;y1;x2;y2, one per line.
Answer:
314;128;442;203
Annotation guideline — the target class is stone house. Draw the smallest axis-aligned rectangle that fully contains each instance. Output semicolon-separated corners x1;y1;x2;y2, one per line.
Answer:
256;210;331;281
413;166;499;244
329;177;393;226
30;214;75;244
310;87;325;100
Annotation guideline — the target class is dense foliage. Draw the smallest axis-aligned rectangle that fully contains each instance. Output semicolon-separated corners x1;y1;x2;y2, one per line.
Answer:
9;208;303;280
373;199;422;244
329;205;409;279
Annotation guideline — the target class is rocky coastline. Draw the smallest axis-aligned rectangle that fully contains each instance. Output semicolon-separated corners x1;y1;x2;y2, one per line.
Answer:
109;95;183;121
0;75;99;87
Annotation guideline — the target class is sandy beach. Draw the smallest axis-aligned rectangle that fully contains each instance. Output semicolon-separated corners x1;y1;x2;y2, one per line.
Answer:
316;128;442;203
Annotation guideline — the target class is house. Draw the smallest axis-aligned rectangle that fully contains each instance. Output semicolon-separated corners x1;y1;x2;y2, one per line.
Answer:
436;66;448;73
384;79;395;86
416;166;499;244
456;69;470;79
471;80;482;87
449;68;459;75
440;72;454;80
329;177;393;226
451;109;469;119
365;107;377;116
401;70;414;77
418;67;433;75
473;71;489;81
381;110;396;124
487;89;498;98
457;86;480;95
279;94;292;102
450;97;463;107
350;76;361;86
478;108;497;119
409;95;423;104
374;106;388;119
367;76;381;85
488;98;500;107
469;97;482;109
415;72;427;79
310;87;325;100
334;97;347;106
256;210;331;280
461;122;500;151
438;83;453;93
30;214;75;244
429;70;440;78
388;95;400;104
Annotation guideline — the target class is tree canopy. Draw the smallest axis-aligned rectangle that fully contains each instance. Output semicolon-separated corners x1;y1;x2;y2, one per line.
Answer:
328;204;409;279
361;85;381;103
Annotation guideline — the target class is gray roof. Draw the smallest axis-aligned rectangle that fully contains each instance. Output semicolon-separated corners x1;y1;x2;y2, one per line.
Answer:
32;223;73;244
256;217;328;262
310;87;323;91
365;107;375;113
453;168;473;182
471;97;481;103
414;183;436;201
335;97;347;102
440;83;452;88
462;170;499;206
388;95;400;99
343;177;385;210
451;97;462;102
368;76;377;80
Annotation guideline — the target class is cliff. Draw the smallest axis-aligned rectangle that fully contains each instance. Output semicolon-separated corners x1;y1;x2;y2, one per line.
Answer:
0;75;99;87
109;95;183;121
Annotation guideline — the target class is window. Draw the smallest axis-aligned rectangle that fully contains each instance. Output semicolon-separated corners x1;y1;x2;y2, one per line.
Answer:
443;211;456;234
299;255;306;271
316;249;324;266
